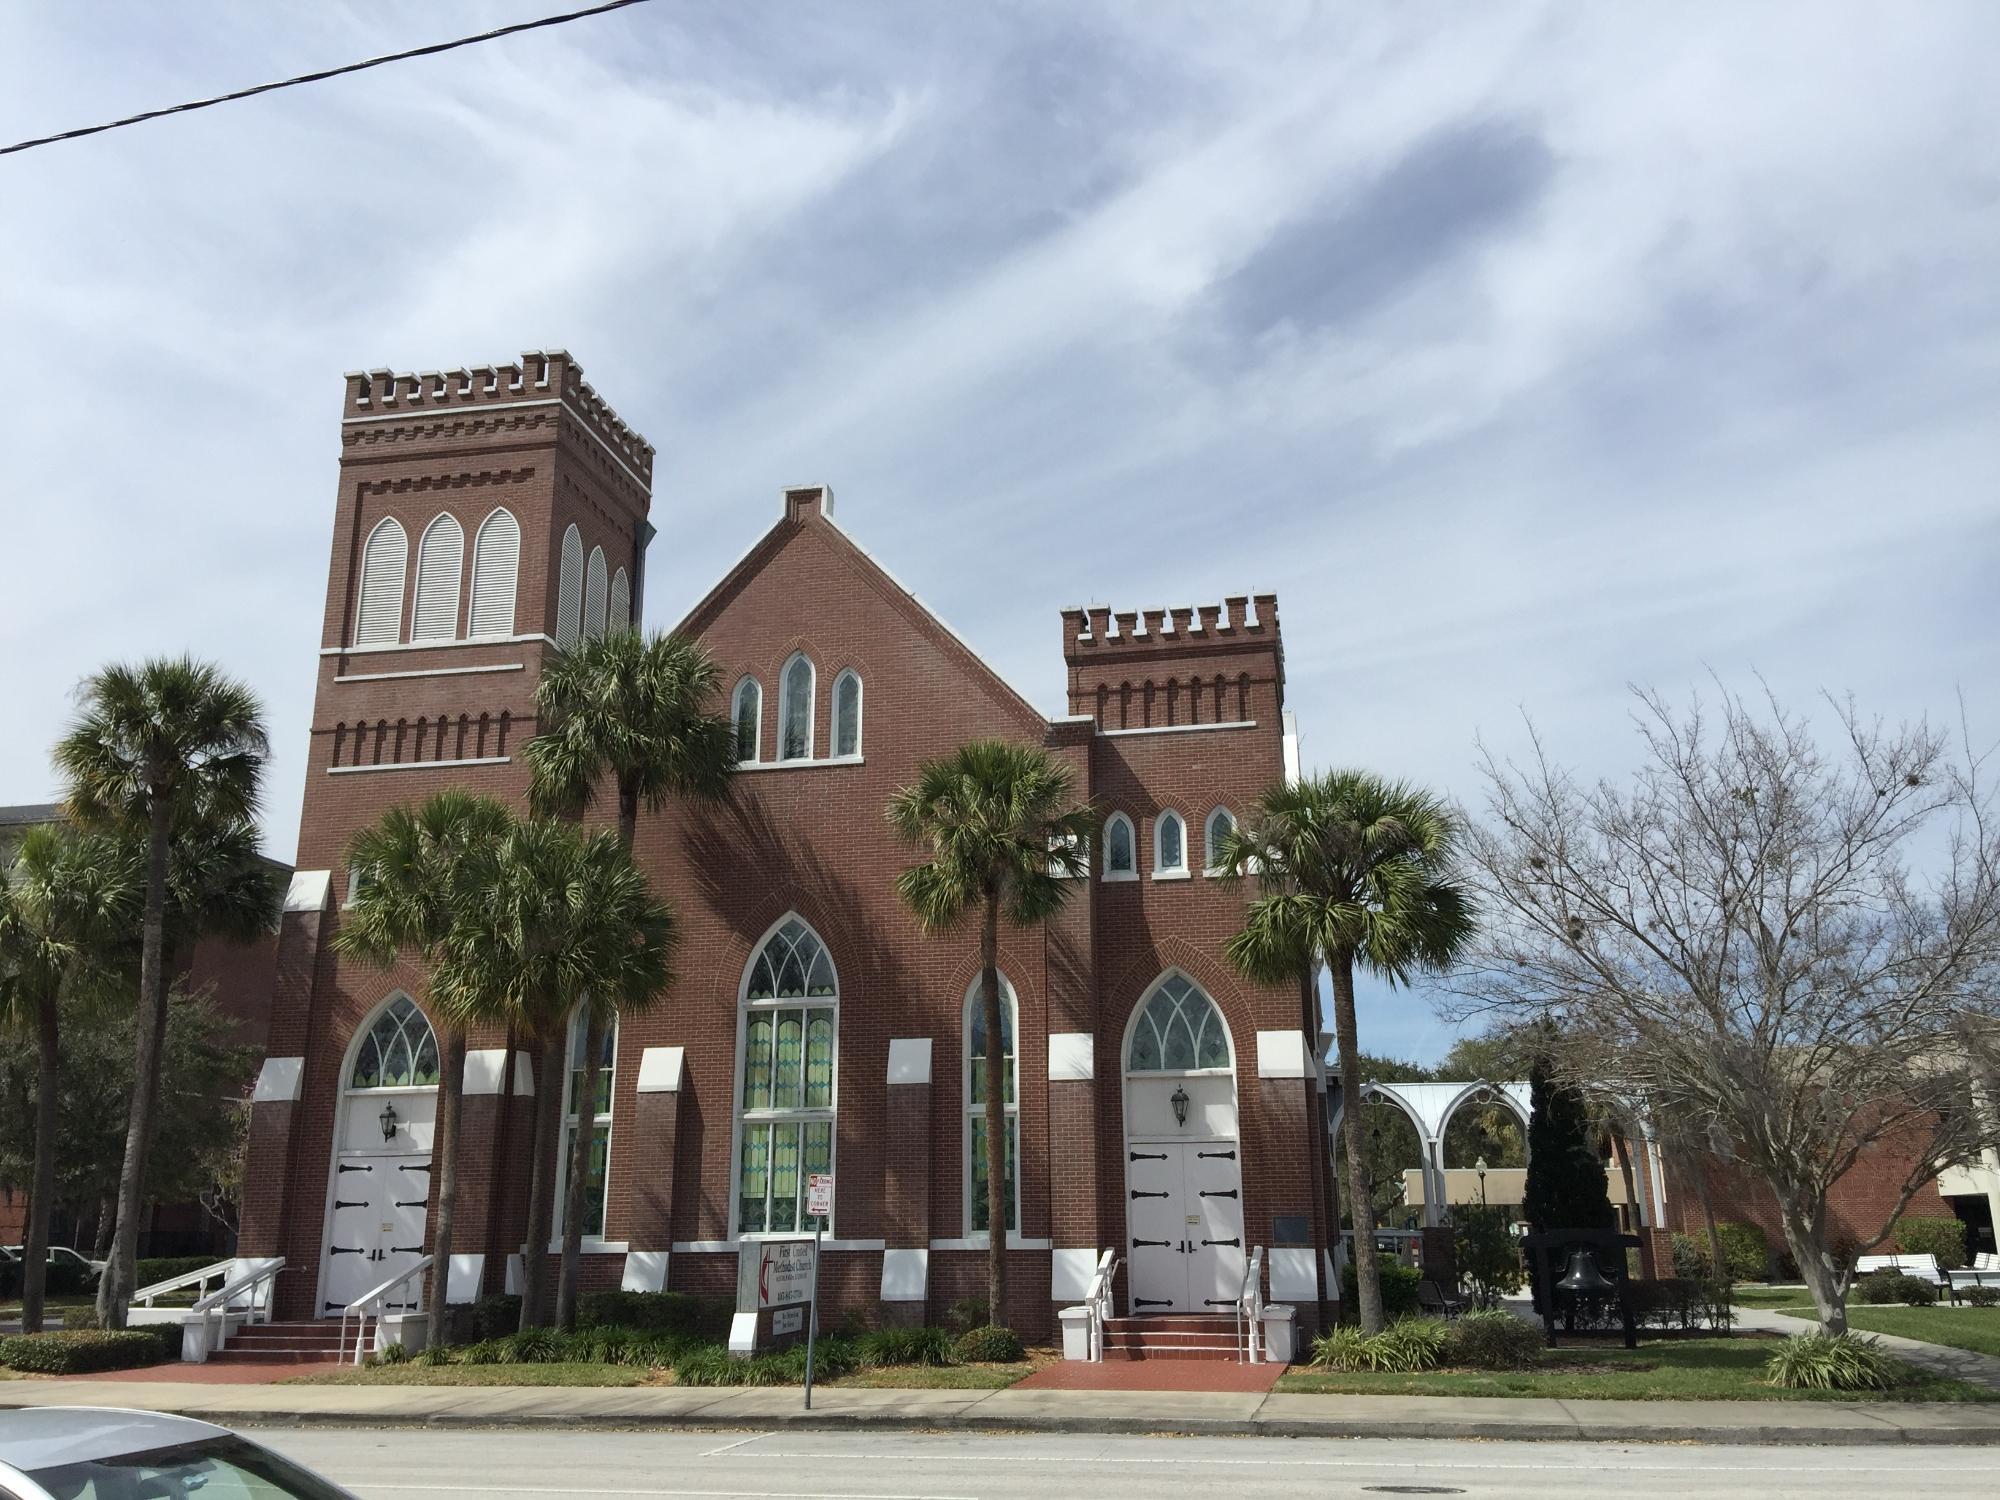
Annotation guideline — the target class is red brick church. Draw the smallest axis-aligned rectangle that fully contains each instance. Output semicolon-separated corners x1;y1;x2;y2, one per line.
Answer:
238;352;1337;1339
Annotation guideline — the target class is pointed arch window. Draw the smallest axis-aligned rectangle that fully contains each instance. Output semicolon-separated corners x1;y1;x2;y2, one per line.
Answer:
965;975;1019;1235
468;508;520;638
555;525;583;648
555;1008;617;1240
1153;811;1188;877
349;996;439;1089
736;918;837;1235
779;653;814;761
609;567;630;632
584;546;609;639
832;669;862;758
354;518;408;645
1127;974;1229;1073
1103;812;1137;881
1203;807;1236;874
410;513;465;642
733;678;762;764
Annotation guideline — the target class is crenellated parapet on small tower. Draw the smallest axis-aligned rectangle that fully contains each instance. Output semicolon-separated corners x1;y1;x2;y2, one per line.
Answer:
1060;594;1286;732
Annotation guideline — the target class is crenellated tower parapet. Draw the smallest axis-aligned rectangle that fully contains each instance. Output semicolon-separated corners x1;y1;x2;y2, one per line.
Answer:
1061;594;1285;732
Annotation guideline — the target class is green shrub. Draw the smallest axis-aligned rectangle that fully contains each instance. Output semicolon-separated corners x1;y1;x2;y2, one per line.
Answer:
471;1293;522;1341
952;1325;1025;1363
1442;1309;1542;1370
861;1325;957;1367
1365;1317;1448;1373
1699;1280;1736;1332
377;1340;409;1364
1670;1234;1710;1279
414;1342;454;1367
1765;1332;1896;1392
134;1255;220;1290
460;1339;506;1365
576;1290;732;1340
671;1338;858;1387
1340;1254;1421;1319
1453;1205;1524;1308
1892;1218;1968;1271
1960;1287;2000;1308
1309;1325;1371;1371
505;1328;566;1364
1856;1272;1936;1307
0;1329;170;1375
944;1299;990;1335
1715;1223;1769;1280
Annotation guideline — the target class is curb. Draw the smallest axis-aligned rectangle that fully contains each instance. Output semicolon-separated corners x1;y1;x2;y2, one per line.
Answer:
32;1403;1997;1446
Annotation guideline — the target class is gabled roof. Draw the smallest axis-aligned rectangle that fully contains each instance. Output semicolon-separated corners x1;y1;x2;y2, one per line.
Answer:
674;493;1049;736
0;802;63;829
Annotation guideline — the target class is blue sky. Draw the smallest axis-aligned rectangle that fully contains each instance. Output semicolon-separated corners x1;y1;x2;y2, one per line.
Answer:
3;3;1996;1064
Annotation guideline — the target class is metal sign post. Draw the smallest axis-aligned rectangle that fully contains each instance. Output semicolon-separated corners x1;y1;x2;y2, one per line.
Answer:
802;1172;833;1410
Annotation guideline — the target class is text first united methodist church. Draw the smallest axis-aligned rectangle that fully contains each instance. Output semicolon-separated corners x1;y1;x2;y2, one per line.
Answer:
238;351;1341;1340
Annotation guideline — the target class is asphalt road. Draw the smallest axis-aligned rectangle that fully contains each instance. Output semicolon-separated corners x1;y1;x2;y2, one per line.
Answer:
254;1428;2000;1499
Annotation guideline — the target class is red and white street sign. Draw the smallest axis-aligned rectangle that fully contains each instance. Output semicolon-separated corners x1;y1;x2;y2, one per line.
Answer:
807;1172;834;1220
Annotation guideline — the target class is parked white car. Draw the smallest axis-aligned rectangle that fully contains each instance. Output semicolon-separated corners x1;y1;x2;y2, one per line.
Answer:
0;1408;356;1499
1;1248;106;1278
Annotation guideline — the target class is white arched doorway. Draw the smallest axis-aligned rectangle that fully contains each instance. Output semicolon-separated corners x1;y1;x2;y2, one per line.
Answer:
1121;972;1242;1314
317;994;440;1317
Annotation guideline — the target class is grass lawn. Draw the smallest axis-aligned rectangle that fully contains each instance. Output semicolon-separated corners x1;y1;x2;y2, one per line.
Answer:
1276;1336;1998;1402
0;1294;96;1319
1733;1286;1812;1309
1760;1303;2000;1360
830;1362;1032;1389
291;1362;658;1388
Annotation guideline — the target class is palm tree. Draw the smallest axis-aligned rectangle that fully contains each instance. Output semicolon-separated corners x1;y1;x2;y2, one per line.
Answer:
523;628;732;1325
335;792;514;1351
56;657;268;1327
523;628;738;851
431;817;676;1330
887;740;1096;1328
1216;771;1475;1335
0;826;139;1332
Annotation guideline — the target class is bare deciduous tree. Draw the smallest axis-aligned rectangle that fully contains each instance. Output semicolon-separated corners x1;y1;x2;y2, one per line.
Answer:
1450;685;2000;1332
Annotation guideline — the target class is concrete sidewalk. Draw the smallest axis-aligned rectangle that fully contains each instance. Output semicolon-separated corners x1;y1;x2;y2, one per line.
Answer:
5;1376;2000;1445
1730;1306;2000;1392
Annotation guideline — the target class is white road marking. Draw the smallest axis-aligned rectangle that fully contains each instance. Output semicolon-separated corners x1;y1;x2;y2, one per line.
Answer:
719;1449;1994;1474
701;1435;771;1457
355;1487;977;1499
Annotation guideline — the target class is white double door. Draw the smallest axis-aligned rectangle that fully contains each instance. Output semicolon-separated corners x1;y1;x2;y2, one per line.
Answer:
322;1153;431;1316
1125;1141;1246;1314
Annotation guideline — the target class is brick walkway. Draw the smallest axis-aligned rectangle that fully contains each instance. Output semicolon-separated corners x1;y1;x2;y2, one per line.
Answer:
58;1360;343;1385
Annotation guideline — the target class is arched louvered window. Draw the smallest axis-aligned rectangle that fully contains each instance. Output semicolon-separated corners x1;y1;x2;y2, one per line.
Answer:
832;670;861;758
609;567;630;632
1127;973;1230;1073
410;513;464;642
733;677;762;763
779;653;814;760
555;525;583;648
1103;813;1137;880
1153;811;1188;876
584;547;609;638
468;508;520;638
354;518;408;646
736;917;837;1235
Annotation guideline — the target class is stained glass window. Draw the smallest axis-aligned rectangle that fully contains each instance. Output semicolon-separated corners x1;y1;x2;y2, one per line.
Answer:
1105;814;1135;876
966;975;1019;1234
738;919;836;1234
349;996;439;1089
1204;808;1235;872
833;670;861;757
1154;812;1186;873
733;678;761;762
557;1008;616;1239
780;654;813;760
1126;974;1229;1073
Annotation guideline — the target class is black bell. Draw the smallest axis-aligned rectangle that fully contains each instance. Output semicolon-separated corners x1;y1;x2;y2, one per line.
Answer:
1556;1249;1614;1295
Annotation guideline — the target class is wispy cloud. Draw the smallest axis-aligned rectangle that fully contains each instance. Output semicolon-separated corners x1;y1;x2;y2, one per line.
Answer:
3;2;1995;1062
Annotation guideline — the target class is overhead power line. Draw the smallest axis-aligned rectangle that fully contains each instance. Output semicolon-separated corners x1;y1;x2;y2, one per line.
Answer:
1;0;655;157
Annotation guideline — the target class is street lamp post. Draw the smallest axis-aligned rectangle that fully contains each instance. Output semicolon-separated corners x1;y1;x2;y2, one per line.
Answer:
1475;1155;1489;1208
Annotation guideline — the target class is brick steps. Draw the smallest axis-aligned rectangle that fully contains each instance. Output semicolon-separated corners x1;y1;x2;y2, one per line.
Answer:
210;1320;351;1365
1100;1313;1248;1362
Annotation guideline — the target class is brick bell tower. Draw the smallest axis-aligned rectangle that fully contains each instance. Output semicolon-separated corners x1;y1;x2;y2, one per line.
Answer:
239;353;655;1319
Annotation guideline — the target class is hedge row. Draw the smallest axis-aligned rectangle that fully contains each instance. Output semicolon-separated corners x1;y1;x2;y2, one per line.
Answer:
0;1329;172;1375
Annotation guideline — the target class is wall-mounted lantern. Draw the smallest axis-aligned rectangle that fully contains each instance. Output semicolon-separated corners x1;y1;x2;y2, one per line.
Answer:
1170;1085;1191;1128
379;1100;400;1143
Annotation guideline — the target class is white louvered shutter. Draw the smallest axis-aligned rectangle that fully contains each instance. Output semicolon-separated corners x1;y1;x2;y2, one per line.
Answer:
609;567;630;632
355;519;408;645
555;525;583;648
411;514;464;641
468;509;520;638
584;547;609;639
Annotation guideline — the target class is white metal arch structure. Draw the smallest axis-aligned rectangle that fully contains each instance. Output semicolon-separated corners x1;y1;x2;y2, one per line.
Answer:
1326;1079;1532;1230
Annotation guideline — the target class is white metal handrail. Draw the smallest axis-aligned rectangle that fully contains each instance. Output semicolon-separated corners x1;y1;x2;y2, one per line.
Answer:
1235;1246;1265;1364
186;1258;284;1360
339;1255;433;1365
1084;1250;1120;1362
133;1258;238;1309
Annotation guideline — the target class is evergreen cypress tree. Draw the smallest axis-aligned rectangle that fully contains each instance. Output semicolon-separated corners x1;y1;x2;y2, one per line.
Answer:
1523;1054;1616;1231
